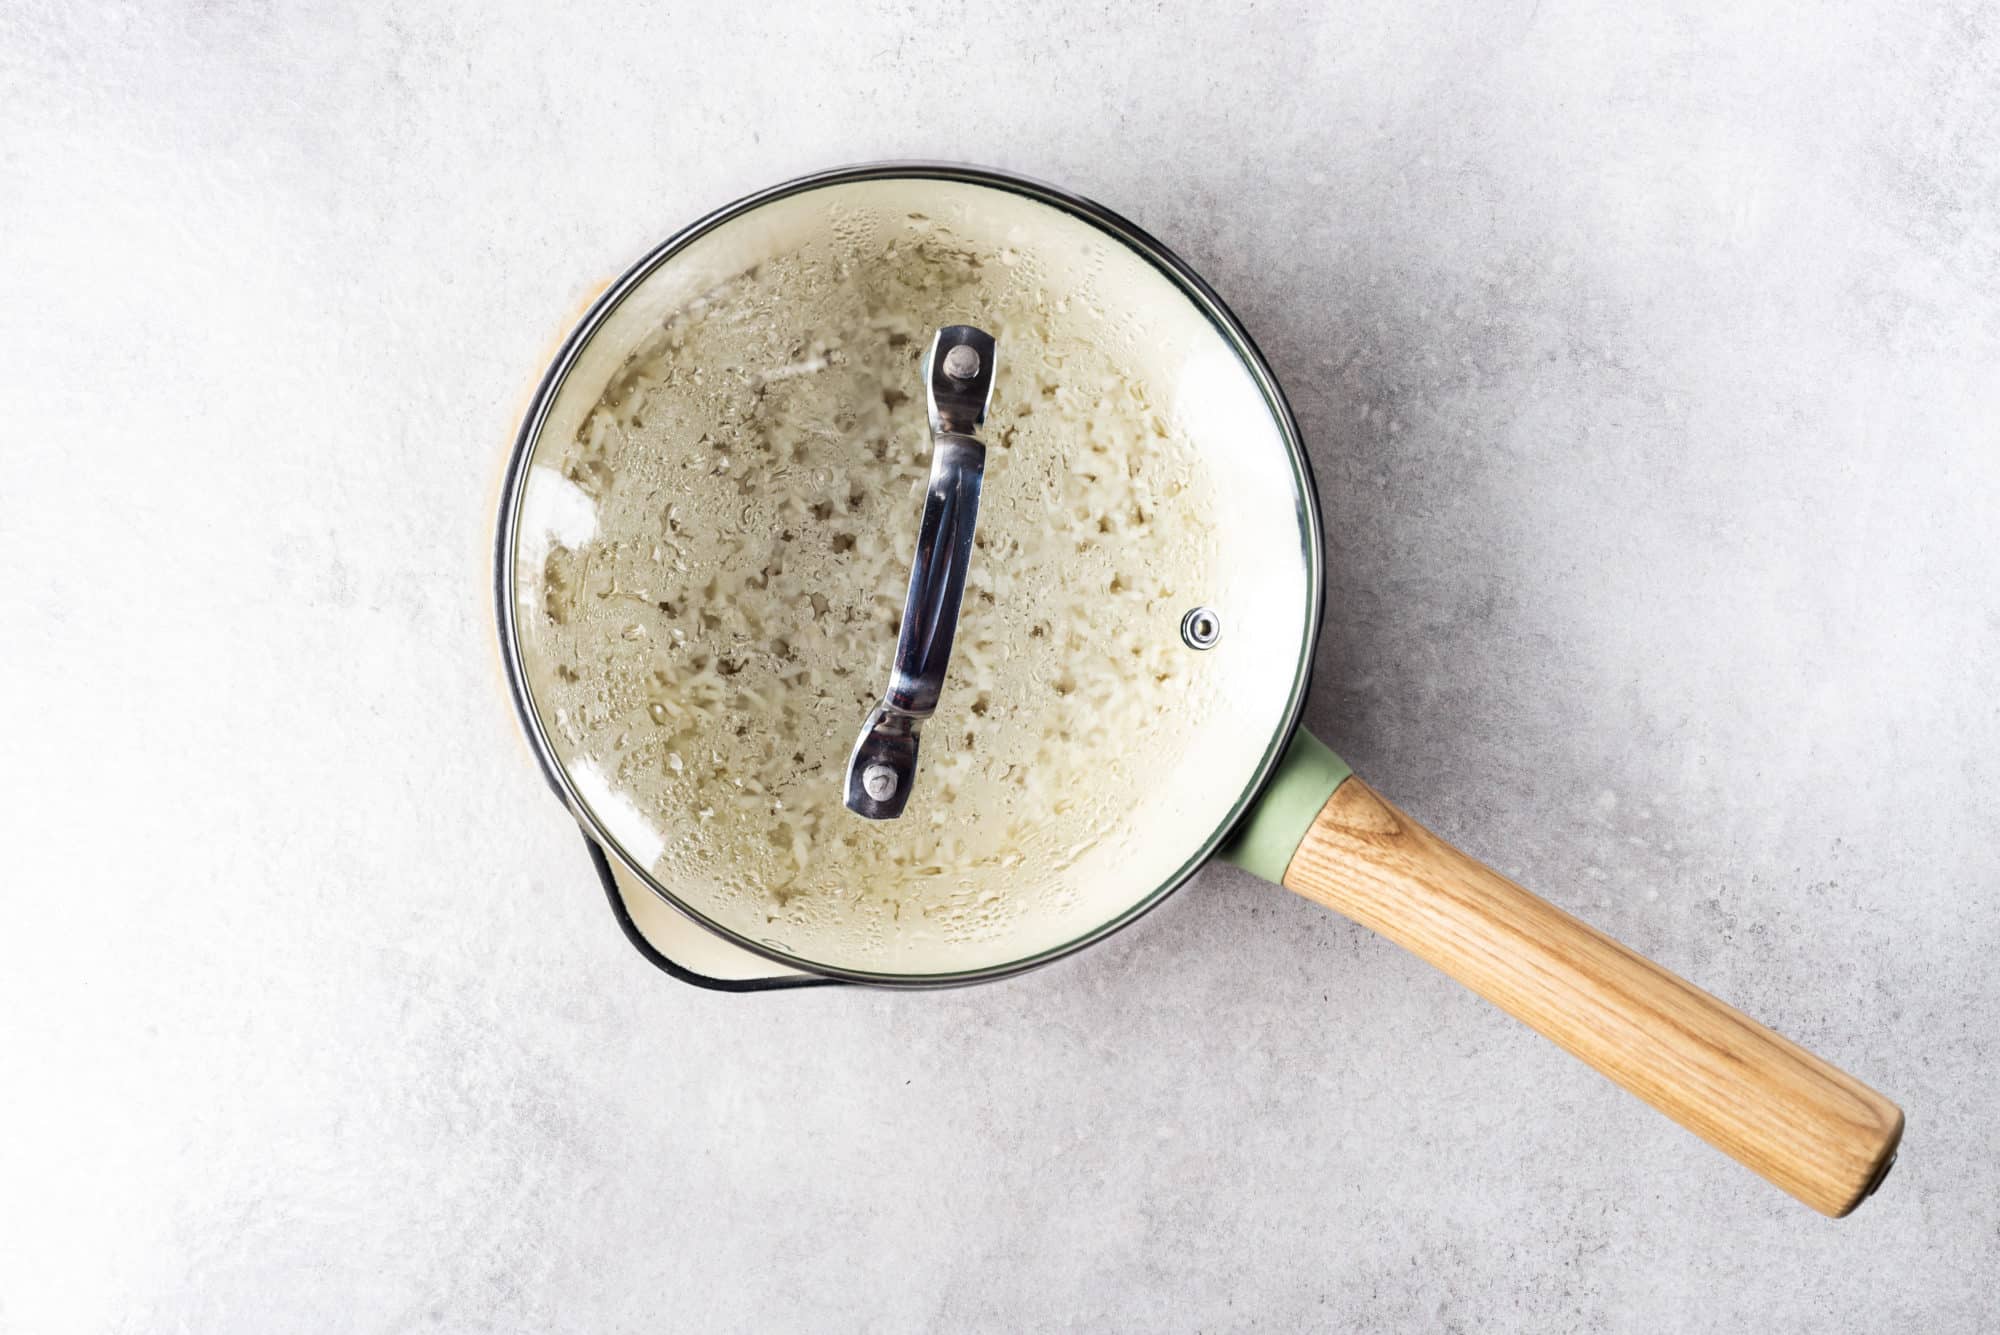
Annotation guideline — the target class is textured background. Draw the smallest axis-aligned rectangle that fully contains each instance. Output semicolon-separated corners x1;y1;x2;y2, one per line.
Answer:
4;2;1997;1331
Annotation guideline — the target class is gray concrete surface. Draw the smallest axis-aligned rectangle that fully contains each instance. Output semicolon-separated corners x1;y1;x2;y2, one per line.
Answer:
3;2;1997;1330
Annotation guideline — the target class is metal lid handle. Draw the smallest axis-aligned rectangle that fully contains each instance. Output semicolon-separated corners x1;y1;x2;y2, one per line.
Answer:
845;326;997;819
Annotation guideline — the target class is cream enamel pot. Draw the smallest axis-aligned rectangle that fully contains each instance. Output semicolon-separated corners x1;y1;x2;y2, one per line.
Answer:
496;164;1902;1216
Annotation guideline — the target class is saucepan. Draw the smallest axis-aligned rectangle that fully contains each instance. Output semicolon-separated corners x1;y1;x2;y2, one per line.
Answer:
494;163;1902;1216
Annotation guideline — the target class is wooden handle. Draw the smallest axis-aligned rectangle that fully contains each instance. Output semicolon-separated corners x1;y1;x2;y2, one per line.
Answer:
1283;777;1903;1216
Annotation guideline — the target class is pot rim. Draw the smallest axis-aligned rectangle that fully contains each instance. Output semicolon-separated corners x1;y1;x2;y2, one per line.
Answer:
494;161;1325;988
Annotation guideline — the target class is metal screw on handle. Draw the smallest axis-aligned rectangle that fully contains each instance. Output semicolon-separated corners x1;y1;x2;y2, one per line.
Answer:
861;764;900;803
844;325;998;819
941;343;981;382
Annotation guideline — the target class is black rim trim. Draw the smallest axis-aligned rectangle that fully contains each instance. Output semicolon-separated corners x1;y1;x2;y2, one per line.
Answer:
586;834;842;993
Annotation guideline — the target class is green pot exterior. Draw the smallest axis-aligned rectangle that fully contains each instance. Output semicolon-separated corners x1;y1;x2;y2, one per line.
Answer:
1217;730;1353;883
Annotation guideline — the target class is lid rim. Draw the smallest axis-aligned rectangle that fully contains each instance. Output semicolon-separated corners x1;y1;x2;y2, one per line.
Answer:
494;160;1326;988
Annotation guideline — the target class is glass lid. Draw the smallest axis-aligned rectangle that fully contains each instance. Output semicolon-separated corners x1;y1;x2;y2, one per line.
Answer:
499;167;1320;982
